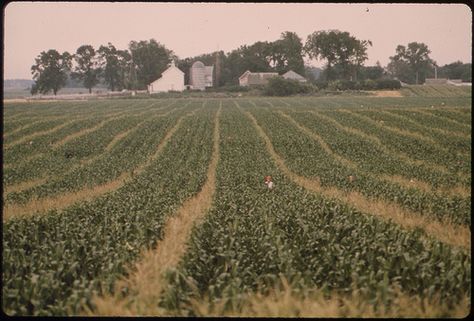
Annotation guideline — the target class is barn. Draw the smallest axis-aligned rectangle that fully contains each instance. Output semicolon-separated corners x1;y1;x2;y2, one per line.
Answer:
147;61;185;93
239;70;279;86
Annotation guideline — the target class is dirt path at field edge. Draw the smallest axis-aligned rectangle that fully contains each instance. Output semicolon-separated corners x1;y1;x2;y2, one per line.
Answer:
87;105;221;316
238;102;470;252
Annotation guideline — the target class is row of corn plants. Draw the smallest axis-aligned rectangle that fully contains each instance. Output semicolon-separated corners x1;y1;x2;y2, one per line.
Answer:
290;95;471;109
386;108;471;135
4;101;197;205
3;100;139;134
400;85;472;98
282;108;468;191
3;99;170;166
2;101;175;187
241;103;470;226
159;102;470;316
316;108;471;183
4;101;91;122
422;107;471;125
2;102;217;315
354;109;471;164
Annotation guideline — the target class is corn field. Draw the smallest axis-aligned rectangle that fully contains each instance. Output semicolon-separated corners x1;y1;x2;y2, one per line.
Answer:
2;93;471;316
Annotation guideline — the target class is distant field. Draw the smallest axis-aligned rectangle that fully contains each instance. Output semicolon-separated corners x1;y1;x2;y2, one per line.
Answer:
401;85;472;97
4;84;471;100
2;95;471;317
3;87;110;99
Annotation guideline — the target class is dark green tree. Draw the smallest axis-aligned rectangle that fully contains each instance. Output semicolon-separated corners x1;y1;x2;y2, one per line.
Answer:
72;45;101;94
437;61;472;82
271;31;305;75
97;43;132;91
304;30;372;80
128;39;174;89
359;62;385;80
98;43;120;91
117;49;133;90
31;49;72;95
388;42;434;84
223;42;273;85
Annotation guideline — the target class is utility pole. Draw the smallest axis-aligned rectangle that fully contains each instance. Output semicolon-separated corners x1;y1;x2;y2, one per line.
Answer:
215;43;221;87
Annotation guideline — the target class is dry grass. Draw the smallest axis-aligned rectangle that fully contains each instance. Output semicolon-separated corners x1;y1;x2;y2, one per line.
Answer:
2;112;194;221
87;105;222;316
186;276;470;318
2;172;131;221
3;177;50;195
371;90;403;97
241;105;470;251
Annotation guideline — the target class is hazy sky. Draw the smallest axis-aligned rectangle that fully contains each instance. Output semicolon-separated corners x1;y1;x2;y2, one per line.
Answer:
3;2;472;79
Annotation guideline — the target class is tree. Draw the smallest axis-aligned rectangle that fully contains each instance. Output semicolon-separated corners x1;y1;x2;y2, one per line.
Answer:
437;61;472;82
388;42;434;84
271;31;305;75
241;42;274;72
72;45;101;94
304;30;372;80
128;39;174;89
98;43;132;91
359;62;385;80
31;49;72;95
117;49;133;90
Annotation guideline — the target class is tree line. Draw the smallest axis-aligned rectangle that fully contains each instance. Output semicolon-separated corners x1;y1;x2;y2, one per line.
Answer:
30;30;471;95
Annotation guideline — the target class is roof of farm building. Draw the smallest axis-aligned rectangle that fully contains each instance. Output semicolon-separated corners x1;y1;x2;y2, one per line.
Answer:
192;61;205;68
282;70;306;81
239;70;278;80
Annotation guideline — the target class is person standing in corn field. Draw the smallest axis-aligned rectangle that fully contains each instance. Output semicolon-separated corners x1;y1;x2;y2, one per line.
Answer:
264;175;274;190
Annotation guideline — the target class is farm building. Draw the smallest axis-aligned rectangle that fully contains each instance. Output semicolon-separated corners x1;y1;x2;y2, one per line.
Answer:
239;70;279;86
147;61;185;93
282;70;307;82
190;61;214;90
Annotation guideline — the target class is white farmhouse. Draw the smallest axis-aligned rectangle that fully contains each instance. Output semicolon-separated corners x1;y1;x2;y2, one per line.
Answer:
147;61;185;93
